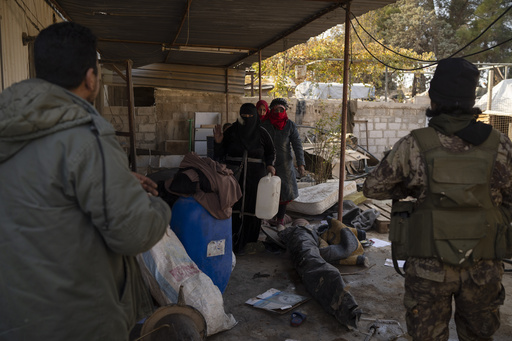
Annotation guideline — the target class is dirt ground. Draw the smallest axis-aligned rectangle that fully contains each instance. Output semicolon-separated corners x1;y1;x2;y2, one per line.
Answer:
207;218;512;341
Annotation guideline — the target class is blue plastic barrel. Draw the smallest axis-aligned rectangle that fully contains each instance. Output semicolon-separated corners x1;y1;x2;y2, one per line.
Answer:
170;196;232;293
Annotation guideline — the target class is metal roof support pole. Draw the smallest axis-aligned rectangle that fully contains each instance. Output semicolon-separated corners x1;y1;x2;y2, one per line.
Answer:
225;68;229;124
259;50;262;100
0;15;4;91
338;1;351;220
487;68;494;112
126;59;137;172
385;66;388;102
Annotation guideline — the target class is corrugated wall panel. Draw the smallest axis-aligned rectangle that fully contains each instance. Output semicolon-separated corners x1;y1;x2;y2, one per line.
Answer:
0;0;60;91
102;64;245;95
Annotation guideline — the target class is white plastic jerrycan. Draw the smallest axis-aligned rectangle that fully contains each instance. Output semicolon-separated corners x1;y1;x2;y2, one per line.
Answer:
255;173;281;219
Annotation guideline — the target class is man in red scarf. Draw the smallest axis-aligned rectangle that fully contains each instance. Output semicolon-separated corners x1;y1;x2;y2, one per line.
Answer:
262;98;306;231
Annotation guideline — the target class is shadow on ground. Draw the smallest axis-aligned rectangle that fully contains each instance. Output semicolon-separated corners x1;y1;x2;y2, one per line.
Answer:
208;229;512;341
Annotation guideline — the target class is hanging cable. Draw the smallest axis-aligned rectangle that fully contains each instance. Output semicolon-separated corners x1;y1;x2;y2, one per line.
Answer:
447;5;512;58
460;37;512;58
13;0;40;31
350;12;435;63
348;4;512;69
350;18;437;71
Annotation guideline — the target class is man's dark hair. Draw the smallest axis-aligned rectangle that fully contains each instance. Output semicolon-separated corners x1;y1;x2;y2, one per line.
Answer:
35;22;97;90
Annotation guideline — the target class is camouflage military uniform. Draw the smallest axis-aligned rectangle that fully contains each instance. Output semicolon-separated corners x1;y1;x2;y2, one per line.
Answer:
363;129;512;341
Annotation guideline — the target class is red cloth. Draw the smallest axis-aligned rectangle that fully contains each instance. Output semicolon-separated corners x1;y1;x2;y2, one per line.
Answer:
256;100;269;120
262;105;288;130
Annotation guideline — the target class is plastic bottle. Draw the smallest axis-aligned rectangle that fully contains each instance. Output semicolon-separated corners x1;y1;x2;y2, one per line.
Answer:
255;173;281;219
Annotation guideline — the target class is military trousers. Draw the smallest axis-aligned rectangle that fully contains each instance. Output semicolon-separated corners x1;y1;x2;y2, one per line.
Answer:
403;257;505;341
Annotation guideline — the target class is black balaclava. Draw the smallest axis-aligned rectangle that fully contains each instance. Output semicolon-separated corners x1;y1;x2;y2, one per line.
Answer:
428;58;492;145
237;103;259;149
429;58;479;108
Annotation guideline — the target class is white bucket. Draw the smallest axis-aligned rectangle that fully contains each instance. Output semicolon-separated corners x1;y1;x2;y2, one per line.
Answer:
255;173;281;219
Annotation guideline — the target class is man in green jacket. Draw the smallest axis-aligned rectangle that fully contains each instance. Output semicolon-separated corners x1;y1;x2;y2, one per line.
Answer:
363;58;512;340
0;22;171;340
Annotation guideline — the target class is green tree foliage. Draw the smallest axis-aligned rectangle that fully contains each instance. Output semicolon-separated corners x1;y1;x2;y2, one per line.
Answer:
255;21;434;97
457;0;512;64
370;0;457;57
369;0;512;62
256;0;511;96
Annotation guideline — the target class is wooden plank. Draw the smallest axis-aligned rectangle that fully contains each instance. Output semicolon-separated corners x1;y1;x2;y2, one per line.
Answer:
344;191;367;205
371;201;392;216
358;200;389;234
364;202;391;220
375;220;389;234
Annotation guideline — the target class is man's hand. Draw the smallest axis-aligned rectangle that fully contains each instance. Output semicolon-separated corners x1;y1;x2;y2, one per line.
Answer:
213;124;223;144
267;165;276;176
132;172;159;196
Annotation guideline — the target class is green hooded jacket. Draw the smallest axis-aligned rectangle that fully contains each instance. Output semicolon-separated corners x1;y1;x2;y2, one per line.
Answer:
0;79;171;340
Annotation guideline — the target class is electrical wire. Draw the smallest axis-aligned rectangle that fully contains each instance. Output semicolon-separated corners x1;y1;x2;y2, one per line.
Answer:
350;18;437;71
19;0;46;29
350;12;435;63
348;4;512;71
13;0;40;31
448;5;512;58
354;18;512;72
461;37;512;58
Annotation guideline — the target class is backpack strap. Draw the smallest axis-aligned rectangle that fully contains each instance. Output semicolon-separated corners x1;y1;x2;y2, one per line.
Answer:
480;128;501;150
392;243;405;277
411;127;441;153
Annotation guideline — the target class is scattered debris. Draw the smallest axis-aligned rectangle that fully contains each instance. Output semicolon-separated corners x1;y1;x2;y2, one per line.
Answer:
245;288;310;314
290;311;307;327
252;272;270;279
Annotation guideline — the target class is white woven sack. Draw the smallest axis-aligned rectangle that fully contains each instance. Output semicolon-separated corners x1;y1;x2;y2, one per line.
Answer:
137;229;237;336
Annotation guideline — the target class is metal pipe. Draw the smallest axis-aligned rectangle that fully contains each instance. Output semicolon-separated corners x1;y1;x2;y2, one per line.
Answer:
259;50;262;100
126;59;137;172
225;68;229;123
338;1;351;220
385;66;388;102
0;15;4;91
487;69;494;112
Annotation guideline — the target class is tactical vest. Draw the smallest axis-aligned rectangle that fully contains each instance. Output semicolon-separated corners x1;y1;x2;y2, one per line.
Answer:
393;127;511;267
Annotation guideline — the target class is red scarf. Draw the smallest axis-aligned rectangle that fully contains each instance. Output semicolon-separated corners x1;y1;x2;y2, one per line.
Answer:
256;100;269;120
262;105;288;130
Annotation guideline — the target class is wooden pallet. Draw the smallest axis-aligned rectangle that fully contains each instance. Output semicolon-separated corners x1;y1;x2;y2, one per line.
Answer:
358;200;392;234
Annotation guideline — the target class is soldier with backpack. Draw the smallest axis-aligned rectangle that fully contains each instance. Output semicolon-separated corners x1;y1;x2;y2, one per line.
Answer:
363;58;512;340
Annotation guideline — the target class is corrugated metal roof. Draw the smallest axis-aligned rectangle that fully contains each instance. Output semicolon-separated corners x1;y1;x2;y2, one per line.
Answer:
49;0;396;92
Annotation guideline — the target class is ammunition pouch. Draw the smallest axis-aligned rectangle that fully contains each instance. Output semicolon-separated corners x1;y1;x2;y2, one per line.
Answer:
389;201;415;261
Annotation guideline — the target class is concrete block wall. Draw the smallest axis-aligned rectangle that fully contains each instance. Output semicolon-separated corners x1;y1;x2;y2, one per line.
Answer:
353;101;428;159
101;106;158;151
100;89;429;166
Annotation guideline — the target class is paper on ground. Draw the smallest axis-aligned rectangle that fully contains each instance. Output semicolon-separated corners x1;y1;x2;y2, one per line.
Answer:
385;258;405;268
370;238;391;248
246;288;309;314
